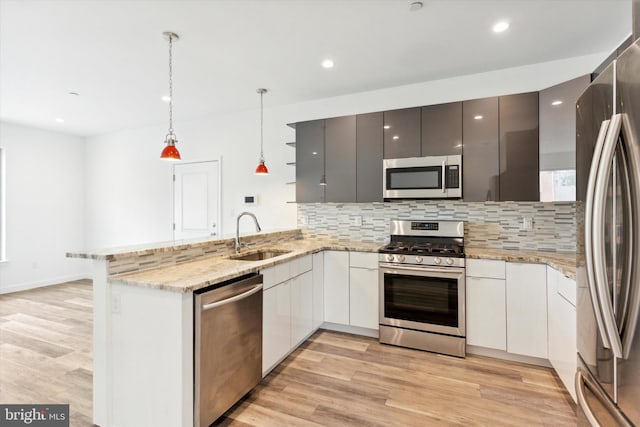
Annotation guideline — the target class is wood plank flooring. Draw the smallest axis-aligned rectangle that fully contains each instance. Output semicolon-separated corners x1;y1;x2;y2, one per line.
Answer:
217;331;577;426
0;280;94;426
1;281;577;427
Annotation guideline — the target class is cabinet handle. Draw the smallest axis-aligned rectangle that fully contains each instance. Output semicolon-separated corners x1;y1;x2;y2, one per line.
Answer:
441;160;446;193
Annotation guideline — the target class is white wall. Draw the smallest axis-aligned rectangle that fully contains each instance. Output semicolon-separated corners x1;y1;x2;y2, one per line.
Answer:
84;52;606;250
0;122;90;293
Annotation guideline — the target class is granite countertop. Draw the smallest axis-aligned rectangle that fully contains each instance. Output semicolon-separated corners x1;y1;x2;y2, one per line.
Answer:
110;238;381;293
465;247;576;279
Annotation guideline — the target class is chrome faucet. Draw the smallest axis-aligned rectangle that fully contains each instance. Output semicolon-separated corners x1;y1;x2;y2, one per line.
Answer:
235;212;261;253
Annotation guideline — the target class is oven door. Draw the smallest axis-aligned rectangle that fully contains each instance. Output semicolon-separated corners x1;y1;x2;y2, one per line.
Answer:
379;263;465;337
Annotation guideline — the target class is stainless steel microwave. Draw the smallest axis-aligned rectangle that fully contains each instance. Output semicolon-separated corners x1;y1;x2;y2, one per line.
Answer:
383;155;462;199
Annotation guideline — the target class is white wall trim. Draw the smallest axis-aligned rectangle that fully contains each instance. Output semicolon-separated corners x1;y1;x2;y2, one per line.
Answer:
0;273;91;294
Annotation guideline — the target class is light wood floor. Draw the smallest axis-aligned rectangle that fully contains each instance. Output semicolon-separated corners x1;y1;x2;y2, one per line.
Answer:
0;280;94;426
217;332;577;427
1;281;576;427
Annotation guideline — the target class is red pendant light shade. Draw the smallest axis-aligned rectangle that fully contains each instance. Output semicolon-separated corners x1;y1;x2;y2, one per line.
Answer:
255;160;269;175
160;138;181;161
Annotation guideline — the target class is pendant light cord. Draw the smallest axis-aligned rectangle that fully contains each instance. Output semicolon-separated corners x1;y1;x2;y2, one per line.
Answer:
259;89;264;162
168;33;174;136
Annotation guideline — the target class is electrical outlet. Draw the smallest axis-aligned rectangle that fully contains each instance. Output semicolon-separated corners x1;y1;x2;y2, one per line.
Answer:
352;215;363;226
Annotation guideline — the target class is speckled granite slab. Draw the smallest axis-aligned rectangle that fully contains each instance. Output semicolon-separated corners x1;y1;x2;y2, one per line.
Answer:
465;247;576;279
110;238;381;293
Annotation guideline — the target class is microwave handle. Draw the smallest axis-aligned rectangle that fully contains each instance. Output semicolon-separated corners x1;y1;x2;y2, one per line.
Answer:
441;160;446;193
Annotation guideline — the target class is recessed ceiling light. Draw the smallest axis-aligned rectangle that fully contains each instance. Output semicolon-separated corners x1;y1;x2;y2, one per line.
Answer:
161;95;171;102
408;1;423;12
312;151;318;155
383;125;391;129
55;118;65;123
322;59;334;69
474;115;483;120
393;135;400;140
492;21;510;33
551;100;563;106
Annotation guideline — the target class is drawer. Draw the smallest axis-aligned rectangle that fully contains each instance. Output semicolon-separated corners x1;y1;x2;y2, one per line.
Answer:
291;255;312;277
261;266;278;290
274;261;292;284
349;251;378;269
466;259;506;279
557;274;576;307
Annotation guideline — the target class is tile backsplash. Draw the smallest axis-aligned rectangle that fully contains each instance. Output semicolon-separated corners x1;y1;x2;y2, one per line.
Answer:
298;201;576;252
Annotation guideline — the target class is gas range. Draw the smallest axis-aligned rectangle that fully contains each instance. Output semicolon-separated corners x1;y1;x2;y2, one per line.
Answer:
378;220;465;268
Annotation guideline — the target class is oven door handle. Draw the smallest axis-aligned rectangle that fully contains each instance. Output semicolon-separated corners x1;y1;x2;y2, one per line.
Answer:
380;264;465;276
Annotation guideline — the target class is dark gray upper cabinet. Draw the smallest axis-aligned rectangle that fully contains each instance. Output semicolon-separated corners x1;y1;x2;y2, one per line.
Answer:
383;108;421;159
463;97;500;201
421;102;462;156
539;75;589;201
324;116;357;202
295;120;325;203
499;92;539;201
356;112;384;202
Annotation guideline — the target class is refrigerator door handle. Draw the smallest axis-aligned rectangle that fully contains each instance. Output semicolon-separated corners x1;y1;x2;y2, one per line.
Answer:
619;113;640;360
593;113;624;358
585;119;612;349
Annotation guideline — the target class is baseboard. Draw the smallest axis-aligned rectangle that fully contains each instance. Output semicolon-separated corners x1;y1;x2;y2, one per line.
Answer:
320;322;379;338
466;344;552;367
0;274;92;295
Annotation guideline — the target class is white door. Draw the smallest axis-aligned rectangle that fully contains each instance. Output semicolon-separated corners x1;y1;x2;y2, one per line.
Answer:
173;161;220;240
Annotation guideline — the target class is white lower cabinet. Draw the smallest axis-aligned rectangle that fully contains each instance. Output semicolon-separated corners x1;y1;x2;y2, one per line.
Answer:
312;252;324;330
291;271;313;347
323;251;350;325
262;280;291;374
547;266;577;401
349;265;379;330
466;276;506;350
506;263;548;358
466;259;506;350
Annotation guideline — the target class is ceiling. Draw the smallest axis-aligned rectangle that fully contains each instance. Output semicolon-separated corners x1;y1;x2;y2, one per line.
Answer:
0;0;632;137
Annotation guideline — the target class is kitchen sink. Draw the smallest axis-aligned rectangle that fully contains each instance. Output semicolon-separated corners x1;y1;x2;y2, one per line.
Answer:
230;250;291;261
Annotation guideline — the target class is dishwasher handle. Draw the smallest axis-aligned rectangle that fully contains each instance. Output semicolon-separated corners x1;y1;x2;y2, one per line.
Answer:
202;283;263;311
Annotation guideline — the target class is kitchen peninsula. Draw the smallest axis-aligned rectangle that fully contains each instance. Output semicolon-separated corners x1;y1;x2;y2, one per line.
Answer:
67;229;379;427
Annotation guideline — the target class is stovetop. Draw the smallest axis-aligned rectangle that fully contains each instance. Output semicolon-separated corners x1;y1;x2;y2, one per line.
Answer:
379;240;465;258
378;219;466;267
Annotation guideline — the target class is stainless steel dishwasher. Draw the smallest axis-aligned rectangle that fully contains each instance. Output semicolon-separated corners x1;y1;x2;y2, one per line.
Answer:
194;273;263;427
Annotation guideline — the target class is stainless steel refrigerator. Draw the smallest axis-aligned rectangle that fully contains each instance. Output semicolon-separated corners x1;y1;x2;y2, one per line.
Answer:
576;38;640;426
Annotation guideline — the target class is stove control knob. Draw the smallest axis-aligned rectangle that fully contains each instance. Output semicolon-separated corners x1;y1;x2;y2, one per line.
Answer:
386;254;395;262
446;258;454;266
415;256;423;264
434;257;442;265
398;255;406;262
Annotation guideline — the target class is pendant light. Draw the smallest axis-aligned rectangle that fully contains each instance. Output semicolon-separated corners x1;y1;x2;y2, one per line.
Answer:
160;32;181;161
255;88;269;175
